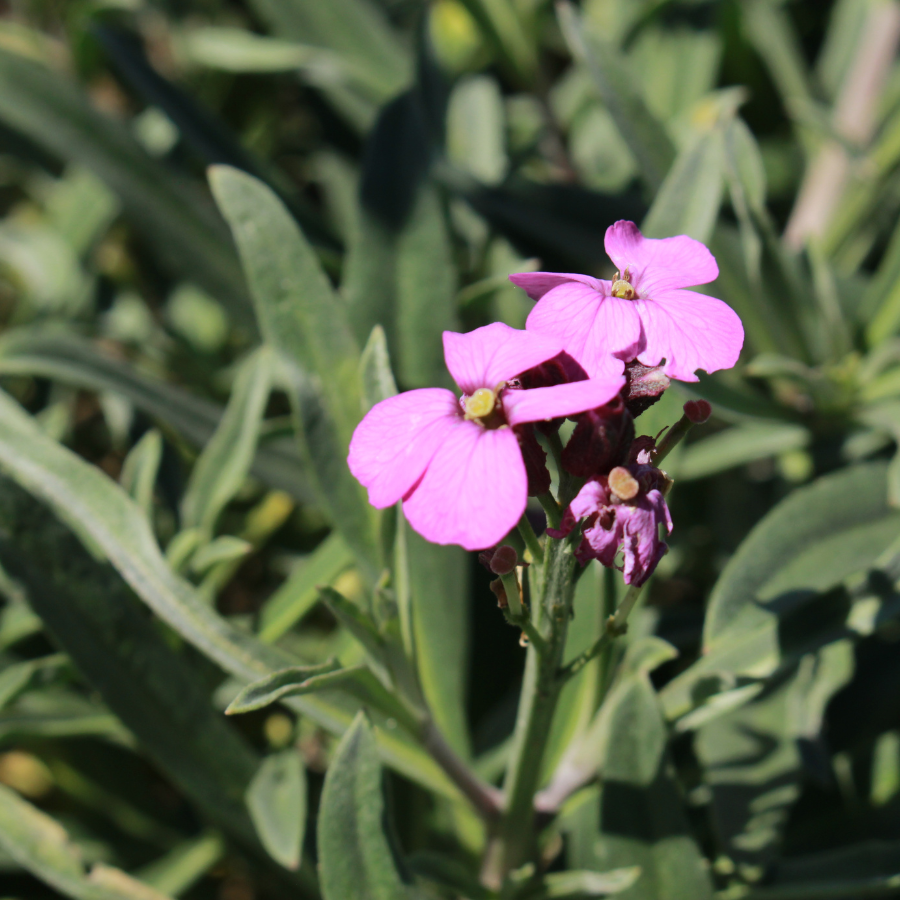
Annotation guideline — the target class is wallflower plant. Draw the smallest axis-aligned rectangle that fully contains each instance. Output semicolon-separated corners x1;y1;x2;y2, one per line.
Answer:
347;221;742;883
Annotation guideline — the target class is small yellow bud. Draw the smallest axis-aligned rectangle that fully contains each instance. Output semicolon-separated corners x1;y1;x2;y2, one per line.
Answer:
464;388;496;420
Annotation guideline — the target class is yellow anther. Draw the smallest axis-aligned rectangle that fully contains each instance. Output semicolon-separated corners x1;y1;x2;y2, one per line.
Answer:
608;466;640;501
464;388;496;420
610;268;637;300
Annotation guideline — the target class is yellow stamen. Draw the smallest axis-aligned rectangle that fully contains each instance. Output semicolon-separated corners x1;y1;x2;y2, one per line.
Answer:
464;388;496;420
610;267;637;300
608;466;640;501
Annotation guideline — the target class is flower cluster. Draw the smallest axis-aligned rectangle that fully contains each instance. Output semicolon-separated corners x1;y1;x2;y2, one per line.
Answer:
348;222;743;585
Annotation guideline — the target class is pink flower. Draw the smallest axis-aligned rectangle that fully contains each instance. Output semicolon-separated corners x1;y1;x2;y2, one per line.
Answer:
549;465;672;586
510;220;744;383
348;323;624;550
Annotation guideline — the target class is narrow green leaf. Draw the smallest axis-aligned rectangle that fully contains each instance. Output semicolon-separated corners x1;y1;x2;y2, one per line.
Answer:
0;780;172;900
208;165;380;578
542;867;642;898
642;130;725;243
226;660;344;713
0;47;252;326
447;75;508;185
0;389;458;801
258;534;354;643
0;476;260;843
120;430;162;520
136;832;225;898
360;326;398;411
396;185;460;389
245;0;410;101
246;750;306;870
189;536;252;575
318;713;410;900
677;422;811;481
403;527;471;757
557;2;674;190
182;347;274;536
0;328;312;501
0;653;67;711
456;0;537;83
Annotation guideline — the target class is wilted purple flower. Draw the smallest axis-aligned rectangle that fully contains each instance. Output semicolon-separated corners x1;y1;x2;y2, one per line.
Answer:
549;464;672;586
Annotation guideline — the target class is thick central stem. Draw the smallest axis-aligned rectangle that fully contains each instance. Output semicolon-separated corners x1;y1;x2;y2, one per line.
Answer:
482;536;577;885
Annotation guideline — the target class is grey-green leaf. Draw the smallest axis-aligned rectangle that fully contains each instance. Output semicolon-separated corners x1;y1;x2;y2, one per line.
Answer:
208;165;380;578
181;346;274;536
318;713;410;900
246;750;307;870
226;660;343;713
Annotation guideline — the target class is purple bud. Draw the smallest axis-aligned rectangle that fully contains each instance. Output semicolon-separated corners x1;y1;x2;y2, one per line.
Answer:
683;399;712;424
562;398;634;478
489;545;518;575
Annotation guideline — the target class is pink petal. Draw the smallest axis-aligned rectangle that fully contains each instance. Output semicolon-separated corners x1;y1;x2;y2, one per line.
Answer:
569;480;608;521
604;220;719;296
503;376;624;427
402;423;527;550
443;323;562;394
525;282;640;378
634;289;744;382
508;271;603;301
348;388;460;508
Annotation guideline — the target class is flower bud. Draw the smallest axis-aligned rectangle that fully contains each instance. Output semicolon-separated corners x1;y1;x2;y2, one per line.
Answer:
490;545;518;575
683;399;712;424
561;398;634;478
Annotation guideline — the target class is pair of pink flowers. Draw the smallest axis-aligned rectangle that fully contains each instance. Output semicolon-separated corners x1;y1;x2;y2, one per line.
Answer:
348;222;743;561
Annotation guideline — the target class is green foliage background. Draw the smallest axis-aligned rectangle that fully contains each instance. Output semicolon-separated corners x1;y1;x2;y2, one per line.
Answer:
1;0;900;898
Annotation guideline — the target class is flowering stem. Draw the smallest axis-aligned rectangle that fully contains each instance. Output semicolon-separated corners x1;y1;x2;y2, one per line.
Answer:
482;536;577;886
558;583;644;682
653;415;693;465
517;514;545;565
499;570;524;618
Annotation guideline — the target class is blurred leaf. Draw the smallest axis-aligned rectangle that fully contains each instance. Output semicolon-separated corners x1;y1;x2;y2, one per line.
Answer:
120;430;162;520
189;536;252;575
0;689;128;744
0;476;260;843
447;75;507;185
318;712;410;900
44;165;119;257
246;0;411;101
0;780;172;900
246;750;306;870
399;525;471;757
456;0;536;83
0;653;67;711
360;325;399;411
181;347;274;537
209;165;380;578
557;2;674;190
0;47;253;326
136;832;225;898
642;128;725;243
0;328;312;502
396;185;459;389
0;388;458;800
563;665;715;900
541;868;642;897
677;422;811;481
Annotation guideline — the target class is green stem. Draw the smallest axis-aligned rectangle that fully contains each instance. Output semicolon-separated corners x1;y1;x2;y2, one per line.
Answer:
653;413;695;465
517;514;545;565
559;583;644;682
499;571;524;618
482;537;577;887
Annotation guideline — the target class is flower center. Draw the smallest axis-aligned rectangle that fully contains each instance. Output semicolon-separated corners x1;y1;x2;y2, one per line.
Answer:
464;388;496;420
610;268;637;300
